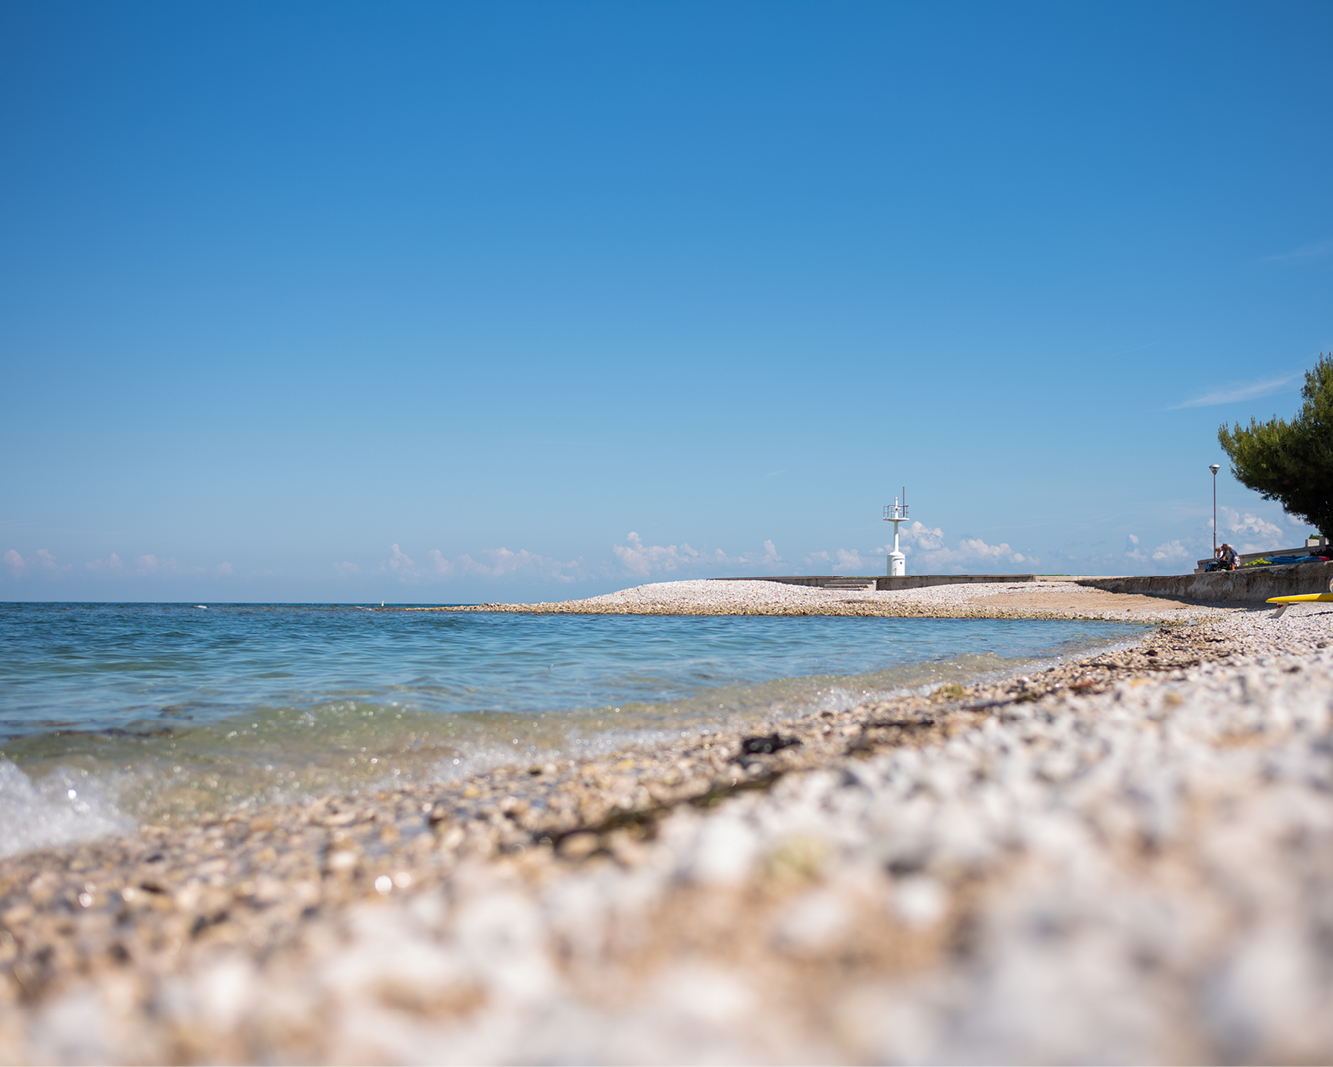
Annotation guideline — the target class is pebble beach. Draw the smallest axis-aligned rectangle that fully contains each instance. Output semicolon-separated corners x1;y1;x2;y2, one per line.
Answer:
427;576;1216;620
2;579;1331;1063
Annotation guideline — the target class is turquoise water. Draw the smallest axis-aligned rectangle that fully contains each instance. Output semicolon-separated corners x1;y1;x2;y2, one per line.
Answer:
0;604;1146;850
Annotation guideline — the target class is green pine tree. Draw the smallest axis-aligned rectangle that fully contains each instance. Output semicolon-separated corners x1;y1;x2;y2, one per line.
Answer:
1218;353;1333;538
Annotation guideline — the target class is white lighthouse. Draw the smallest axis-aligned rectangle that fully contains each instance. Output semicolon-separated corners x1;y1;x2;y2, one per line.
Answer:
883;487;909;577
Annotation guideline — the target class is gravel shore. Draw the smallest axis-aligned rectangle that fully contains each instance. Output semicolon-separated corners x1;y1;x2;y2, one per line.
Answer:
419;577;1217;621
2;583;1330;1063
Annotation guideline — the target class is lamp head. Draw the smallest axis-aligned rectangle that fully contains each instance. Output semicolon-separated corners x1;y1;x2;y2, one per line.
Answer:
1209;464;1220;475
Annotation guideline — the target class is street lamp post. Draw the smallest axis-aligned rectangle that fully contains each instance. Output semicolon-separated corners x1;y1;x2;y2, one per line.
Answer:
1210;463;1221;557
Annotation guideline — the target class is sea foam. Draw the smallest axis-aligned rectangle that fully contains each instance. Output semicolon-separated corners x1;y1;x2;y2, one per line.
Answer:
0;761;133;859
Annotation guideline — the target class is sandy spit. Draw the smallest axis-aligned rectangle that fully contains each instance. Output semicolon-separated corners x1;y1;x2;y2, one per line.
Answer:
1;582;1331;1064
413;577;1221;621
410;578;1221;621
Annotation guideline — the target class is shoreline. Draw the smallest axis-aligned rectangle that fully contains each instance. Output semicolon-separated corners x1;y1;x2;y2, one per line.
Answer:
2;585;1330;1061
411;577;1224;622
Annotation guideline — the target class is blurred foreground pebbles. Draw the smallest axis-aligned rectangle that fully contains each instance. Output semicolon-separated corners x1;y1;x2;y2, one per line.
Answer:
2;597;1333;1062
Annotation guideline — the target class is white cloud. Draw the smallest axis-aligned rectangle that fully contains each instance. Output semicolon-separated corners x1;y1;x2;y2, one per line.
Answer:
1263;239;1333;262
132;554;180;576
1219;507;1287;554
476;547;575;581
1150;540;1192;564
834;548;867;572
899;522;946;552
334;561;359;575
610;532;782;577
808;523;1036;575
912;535;1033;573
386;543;417;579
1124;534;1147;562
406;545;582;583
85;553;125;574
613;532;703;577
5;549;69;577
85;553;223;579
1170;374;1299;409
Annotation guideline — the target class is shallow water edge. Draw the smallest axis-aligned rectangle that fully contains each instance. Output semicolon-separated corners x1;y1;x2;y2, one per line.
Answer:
0;607;1151;858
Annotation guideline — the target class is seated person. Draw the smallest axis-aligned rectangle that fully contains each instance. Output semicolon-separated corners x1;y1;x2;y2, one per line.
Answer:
1214;542;1238;570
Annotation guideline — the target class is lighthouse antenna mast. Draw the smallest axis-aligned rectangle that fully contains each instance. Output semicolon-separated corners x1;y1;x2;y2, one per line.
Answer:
882;486;909;577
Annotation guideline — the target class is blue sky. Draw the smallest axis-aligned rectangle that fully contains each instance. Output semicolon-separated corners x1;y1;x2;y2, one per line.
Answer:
2;1;1330;602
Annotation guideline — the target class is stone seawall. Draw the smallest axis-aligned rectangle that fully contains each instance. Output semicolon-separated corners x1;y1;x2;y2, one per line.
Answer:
1076;561;1333;604
714;575;1051;590
716;567;1333;605
875;574;1048;590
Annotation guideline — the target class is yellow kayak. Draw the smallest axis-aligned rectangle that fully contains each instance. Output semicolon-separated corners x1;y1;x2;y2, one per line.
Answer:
1267;593;1333;604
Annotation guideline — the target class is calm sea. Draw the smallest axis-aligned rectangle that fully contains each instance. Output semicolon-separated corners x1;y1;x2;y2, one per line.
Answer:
0;603;1146;857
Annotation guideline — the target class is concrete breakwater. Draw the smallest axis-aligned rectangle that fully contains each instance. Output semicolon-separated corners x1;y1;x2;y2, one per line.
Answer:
1076;559;1333;605
717;563;1333;605
714;574;1052;591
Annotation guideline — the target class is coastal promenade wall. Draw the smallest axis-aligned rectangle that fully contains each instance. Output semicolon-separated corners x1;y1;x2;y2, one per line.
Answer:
1074;561;1333;605
715;574;1051;591
876;574;1045;590
719;564;1333;604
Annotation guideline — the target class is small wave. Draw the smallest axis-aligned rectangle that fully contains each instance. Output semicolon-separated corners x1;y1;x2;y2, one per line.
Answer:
195;605;208;609
0;615;1149;827
0;761;133;860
